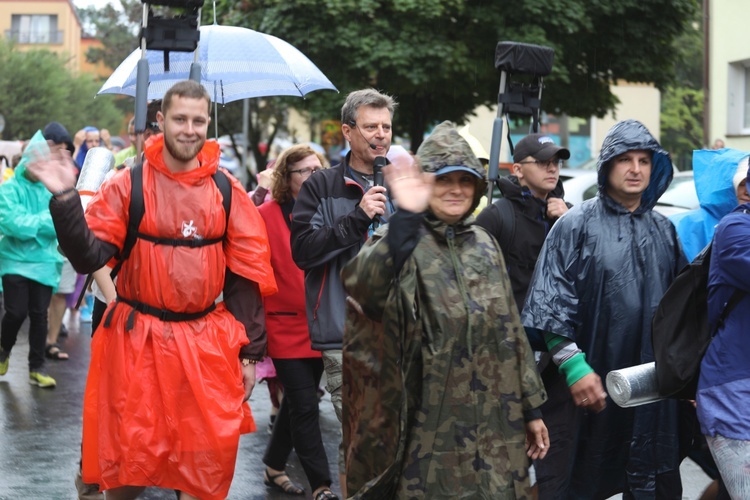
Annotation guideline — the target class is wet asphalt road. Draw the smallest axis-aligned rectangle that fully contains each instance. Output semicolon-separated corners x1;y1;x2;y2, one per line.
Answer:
0;315;712;499
0;318;342;500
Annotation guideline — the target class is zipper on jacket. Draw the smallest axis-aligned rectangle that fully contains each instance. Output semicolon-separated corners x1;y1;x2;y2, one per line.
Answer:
446;226;473;356
313;263;328;321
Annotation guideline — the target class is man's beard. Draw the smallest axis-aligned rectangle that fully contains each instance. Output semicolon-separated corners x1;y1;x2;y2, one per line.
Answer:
164;133;204;162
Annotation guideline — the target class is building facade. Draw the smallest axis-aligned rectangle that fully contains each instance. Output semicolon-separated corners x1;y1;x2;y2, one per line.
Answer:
707;0;750;150
0;0;82;72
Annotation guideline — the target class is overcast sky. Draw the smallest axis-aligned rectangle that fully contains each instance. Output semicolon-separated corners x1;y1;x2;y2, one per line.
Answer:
74;0;116;10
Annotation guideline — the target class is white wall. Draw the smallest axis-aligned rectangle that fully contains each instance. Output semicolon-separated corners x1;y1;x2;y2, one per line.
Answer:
709;0;750;150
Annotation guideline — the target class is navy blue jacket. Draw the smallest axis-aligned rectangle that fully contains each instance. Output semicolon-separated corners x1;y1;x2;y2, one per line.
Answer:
698;203;750;440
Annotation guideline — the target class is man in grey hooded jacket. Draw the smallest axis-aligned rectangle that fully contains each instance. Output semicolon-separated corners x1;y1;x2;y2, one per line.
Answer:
522;120;687;499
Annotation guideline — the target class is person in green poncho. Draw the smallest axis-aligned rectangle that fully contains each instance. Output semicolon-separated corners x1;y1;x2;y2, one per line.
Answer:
0;130;63;388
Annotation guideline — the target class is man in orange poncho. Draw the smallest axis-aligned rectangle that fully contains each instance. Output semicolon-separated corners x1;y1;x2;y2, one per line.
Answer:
28;80;277;500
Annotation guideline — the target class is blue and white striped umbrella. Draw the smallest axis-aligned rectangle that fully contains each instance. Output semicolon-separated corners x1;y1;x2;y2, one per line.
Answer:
98;24;337;103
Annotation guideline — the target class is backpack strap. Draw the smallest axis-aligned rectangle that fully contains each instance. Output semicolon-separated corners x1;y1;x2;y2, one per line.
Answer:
212;168;232;230
110;162;145;279
492;197;516;255
713;288;745;334
77;163;144;305
110;164;232;280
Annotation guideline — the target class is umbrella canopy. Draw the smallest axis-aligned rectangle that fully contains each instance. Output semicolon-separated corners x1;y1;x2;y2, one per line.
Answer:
98;24;337;103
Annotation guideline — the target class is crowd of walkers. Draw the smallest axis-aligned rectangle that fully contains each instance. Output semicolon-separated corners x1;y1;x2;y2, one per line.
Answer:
0;79;748;500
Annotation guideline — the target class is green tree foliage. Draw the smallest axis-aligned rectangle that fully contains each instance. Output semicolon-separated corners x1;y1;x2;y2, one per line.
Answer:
0;40;122;140
660;8;704;170
78;0;170;70
661;87;703;170
215;0;698;149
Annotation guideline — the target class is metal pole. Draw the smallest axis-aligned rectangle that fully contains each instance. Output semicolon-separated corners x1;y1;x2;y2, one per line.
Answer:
486;70;508;202
531;76;544;134
189;7;202;82
134;3;150;159
243;98;250;178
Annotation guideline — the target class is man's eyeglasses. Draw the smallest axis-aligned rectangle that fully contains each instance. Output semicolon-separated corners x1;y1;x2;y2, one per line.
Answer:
349;120;392;134
289;167;321;176
519;159;564;169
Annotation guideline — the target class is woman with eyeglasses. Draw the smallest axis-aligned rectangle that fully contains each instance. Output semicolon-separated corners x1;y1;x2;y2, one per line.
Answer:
256;145;338;500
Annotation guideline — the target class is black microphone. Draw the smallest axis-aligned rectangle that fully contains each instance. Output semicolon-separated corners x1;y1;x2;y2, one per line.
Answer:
373;156;386;187
369;143;377;150
372;156;387;230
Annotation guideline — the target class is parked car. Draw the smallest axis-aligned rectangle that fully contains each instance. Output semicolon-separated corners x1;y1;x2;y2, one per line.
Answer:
653;171;699;216
561;170;698;216
560;169;599;206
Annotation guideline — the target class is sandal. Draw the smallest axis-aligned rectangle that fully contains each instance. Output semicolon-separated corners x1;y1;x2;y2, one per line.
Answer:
45;344;69;361
314;488;339;500
264;469;305;496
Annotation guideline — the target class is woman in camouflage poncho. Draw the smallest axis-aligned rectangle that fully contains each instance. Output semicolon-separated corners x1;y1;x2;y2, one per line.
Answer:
342;122;548;499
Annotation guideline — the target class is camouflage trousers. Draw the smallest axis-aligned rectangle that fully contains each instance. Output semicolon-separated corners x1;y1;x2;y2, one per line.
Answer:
322;349;345;475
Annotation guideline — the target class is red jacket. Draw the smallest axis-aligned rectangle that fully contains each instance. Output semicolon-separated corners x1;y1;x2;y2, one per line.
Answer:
258;200;320;359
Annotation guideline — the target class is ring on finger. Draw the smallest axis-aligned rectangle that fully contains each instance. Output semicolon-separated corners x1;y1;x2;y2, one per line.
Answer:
580;397;589;405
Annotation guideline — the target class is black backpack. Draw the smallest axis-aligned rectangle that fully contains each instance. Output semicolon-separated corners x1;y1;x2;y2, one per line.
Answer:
488;197;516;257
109;162;232;278
652;240;744;400
76;162;233;309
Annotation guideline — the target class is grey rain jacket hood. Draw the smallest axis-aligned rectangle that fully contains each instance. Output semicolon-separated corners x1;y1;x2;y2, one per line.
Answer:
521;119;687;497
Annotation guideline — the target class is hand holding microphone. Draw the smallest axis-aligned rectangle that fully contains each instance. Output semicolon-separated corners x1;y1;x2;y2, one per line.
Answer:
359;185;387;220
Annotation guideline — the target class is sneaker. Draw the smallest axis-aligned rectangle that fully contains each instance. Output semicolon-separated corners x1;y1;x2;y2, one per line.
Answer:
29;371;57;388
0;349;9;376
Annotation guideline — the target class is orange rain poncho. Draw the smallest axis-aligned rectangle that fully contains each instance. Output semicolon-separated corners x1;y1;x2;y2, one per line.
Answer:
80;135;277;499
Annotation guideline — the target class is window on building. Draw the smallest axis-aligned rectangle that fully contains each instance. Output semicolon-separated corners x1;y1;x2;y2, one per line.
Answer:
9;15;60;44
727;60;750;136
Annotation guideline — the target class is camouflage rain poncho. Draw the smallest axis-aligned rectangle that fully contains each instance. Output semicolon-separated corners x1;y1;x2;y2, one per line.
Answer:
341;122;546;499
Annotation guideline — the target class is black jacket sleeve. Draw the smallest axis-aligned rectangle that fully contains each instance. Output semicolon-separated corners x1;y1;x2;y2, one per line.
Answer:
386;209;425;274
223;268;266;361
48;192;119;274
290;173;373;270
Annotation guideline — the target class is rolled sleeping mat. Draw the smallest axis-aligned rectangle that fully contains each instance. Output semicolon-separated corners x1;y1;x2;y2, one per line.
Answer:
76;146;114;210
606;362;663;408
